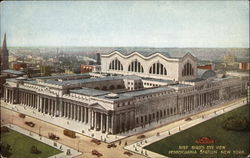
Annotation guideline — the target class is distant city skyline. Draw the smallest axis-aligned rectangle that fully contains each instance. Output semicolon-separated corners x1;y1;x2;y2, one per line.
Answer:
1;1;249;48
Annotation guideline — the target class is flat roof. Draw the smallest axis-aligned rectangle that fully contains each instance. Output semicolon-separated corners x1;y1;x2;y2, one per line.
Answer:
142;77;174;83
97;86;175;101
35;73;90;80
45;76;124;86
185;78;204;83
3;69;25;75
70;88;109;96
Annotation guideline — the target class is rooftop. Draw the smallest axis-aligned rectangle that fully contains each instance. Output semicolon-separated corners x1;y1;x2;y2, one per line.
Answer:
70;88;109;96
3;69;25;75
35;73;90;80
45;76;124;86
97;86;175;101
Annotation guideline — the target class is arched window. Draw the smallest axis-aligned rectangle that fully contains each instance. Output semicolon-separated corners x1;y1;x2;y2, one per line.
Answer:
128;60;144;73
182;62;194;76
109;58;123;71
149;62;167;75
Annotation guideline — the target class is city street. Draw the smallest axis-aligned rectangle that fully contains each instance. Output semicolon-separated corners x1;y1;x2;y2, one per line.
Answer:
0;97;246;158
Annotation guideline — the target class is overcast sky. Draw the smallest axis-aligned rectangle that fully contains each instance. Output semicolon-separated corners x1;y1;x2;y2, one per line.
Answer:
0;1;249;48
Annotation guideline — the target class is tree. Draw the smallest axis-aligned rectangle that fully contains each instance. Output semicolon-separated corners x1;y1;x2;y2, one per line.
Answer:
0;142;12;157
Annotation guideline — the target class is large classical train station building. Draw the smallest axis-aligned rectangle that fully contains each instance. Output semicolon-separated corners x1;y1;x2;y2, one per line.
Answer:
3;51;242;134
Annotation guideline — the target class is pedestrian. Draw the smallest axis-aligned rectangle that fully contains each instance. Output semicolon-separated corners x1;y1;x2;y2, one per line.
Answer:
119;140;121;145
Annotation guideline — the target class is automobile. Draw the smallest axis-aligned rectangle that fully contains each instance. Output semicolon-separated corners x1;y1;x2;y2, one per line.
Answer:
19;113;26;118
48;133;60;140
124;151;133;156
63;129;76;138
185;117;192;121
25;121;35;127
91;138;101;145
137;135;146;139
92;149;103;157
107;143;117;148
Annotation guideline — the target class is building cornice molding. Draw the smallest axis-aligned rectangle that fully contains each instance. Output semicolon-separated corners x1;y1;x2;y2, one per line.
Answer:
102;50;181;62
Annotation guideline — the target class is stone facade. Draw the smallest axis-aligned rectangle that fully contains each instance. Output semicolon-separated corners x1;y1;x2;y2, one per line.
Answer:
101;51;198;81
3;52;242;134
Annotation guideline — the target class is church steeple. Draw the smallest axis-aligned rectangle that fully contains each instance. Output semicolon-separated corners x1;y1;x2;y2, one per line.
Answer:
2;33;7;50
1;33;9;71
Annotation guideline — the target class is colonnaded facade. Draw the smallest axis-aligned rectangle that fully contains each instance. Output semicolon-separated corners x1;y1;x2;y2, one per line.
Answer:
3;51;242;134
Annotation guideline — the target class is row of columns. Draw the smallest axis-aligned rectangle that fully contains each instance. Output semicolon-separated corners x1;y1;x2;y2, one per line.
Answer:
4;88;116;134
183;95;195;112
90;111;113;133
20;91;37;108
39;97;57;116
197;90;220;107
61;101;89;124
114;111;134;133
4;88;14;104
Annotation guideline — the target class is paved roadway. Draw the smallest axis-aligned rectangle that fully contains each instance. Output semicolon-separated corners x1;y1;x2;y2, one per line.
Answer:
0;97;246;158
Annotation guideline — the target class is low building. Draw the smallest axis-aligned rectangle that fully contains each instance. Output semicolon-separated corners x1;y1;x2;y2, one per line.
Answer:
239;62;249;70
80;65;94;73
224;55;237;66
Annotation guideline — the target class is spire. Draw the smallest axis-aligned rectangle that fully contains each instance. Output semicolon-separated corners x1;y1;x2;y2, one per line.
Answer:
2;33;7;50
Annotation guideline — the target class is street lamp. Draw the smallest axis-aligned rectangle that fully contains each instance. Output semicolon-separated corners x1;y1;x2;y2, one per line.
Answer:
77;140;80;152
39;126;41;136
11;115;14;124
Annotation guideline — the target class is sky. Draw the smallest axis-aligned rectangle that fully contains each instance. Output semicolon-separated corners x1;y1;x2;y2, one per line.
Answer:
0;1;249;48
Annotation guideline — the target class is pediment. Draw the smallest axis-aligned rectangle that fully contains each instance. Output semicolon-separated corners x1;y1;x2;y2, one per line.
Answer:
89;103;108;111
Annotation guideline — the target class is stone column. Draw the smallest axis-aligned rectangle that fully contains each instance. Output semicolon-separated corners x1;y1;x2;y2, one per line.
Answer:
100;113;103;132
106;115;109;133
77;105;80;121
91;110;94;128
74;104;77;120
71;103;74;120
23;92;25;105
3;88;6;102
31;94;33;107
81;107;84;122
64;102;67;117
61;102;64;117
124;112;127;131
95;112;98;130
80;106;83;122
111;115;114;134
11;90;14;104
68;103;71;119
67;103;69;118
52;100;55;116
85;107;88;124
47;99;51;115
41;98;44;113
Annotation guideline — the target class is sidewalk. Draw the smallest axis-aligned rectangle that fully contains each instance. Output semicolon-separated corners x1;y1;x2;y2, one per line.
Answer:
124;98;247;158
2;124;82;158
